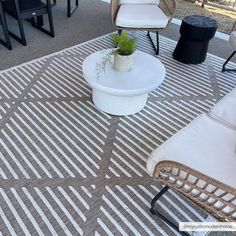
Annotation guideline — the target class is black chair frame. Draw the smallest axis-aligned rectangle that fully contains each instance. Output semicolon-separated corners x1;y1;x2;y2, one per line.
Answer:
0;0;12;50
52;0;78;17
150;185;190;236
147;31;159;55
222;50;236;72
3;0;54;46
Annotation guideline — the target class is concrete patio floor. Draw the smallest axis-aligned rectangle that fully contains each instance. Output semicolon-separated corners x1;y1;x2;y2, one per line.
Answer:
0;0;235;70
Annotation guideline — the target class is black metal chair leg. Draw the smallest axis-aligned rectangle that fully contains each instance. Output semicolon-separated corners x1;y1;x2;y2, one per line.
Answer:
67;0;71;17
8;0;27;46
156;31;159;55
51;0;56;8
47;0;55;37
36;16;44;27
52;0;78;17
4;0;54;45
31;0;54;37
67;0;79;17
151;185;170;210
222;51;236;72
0;1;12;50
150;186;189;236
29;16;44;27
147;31;159;55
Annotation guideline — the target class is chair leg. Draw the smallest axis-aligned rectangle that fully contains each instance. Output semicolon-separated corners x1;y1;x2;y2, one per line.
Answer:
51;0;56;7
147;31;159;55
67;0;71;17
47;0;55;37
7;0;27;46
150;186;189;236
36;16;44;27
67;0;79;17
0;2;12;50
156;31;159;55
222;51;236;72
31;0;55;38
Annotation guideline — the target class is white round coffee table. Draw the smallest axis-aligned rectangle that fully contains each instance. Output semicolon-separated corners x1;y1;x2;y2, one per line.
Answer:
82;49;165;116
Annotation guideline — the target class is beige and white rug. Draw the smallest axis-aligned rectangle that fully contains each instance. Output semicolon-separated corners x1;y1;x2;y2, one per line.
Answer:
0;32;235;236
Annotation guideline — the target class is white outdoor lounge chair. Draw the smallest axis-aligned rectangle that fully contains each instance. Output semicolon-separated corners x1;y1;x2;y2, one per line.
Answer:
147;87;236;235
110;0;176;55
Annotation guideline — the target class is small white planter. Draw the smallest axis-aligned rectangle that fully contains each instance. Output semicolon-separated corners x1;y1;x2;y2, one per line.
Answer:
113;53;134;72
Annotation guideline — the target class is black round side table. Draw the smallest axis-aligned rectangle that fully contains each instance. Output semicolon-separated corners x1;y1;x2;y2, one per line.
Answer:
173;15;218;64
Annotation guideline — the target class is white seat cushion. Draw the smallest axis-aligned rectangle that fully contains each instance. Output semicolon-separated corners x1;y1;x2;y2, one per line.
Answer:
116;4;168;29
209;87;236;129
229;31;236;50
147;114;236;189
120;0;160;4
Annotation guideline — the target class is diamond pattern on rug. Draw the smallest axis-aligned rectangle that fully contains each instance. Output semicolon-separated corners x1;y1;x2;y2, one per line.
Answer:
0;32;236;235
0;185;95;236
151;55;214;99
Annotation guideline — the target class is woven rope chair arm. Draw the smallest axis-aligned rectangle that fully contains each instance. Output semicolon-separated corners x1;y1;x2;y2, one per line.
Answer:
110;0;119;27
153;161;236;222
159;0;176;22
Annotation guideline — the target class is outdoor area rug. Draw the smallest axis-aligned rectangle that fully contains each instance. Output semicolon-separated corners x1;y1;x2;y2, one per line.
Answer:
0;32;236;236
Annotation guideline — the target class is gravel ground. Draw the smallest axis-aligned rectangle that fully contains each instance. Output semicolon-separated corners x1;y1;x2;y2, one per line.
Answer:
175;0;236;34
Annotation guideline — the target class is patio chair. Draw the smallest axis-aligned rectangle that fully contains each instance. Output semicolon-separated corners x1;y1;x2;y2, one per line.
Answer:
3;0;54;46
110;0;176;55
52;0;79;17
147;87;236;235
222;22;236;72
0;0;12;50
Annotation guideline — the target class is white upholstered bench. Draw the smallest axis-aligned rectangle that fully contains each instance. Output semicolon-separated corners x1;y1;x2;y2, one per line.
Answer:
147;87;236;234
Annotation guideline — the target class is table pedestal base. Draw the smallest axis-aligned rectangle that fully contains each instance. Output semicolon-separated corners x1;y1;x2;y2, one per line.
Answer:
92;90;148;116
173;38;208;64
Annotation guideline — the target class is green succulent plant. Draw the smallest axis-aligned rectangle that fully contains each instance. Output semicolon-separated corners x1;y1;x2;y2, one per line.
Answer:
112;31;136;56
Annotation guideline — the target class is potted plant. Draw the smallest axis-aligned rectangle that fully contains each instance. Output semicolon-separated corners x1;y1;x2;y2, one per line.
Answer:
112;31;136;72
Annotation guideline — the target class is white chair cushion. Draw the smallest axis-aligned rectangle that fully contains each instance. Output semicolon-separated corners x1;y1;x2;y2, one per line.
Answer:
147;114;236;189
120;0;160;4
229;31;236;50
116;4;168;29
209;87;236;129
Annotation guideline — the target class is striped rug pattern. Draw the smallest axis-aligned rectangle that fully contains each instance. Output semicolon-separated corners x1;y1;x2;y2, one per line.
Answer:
0;32;236;236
